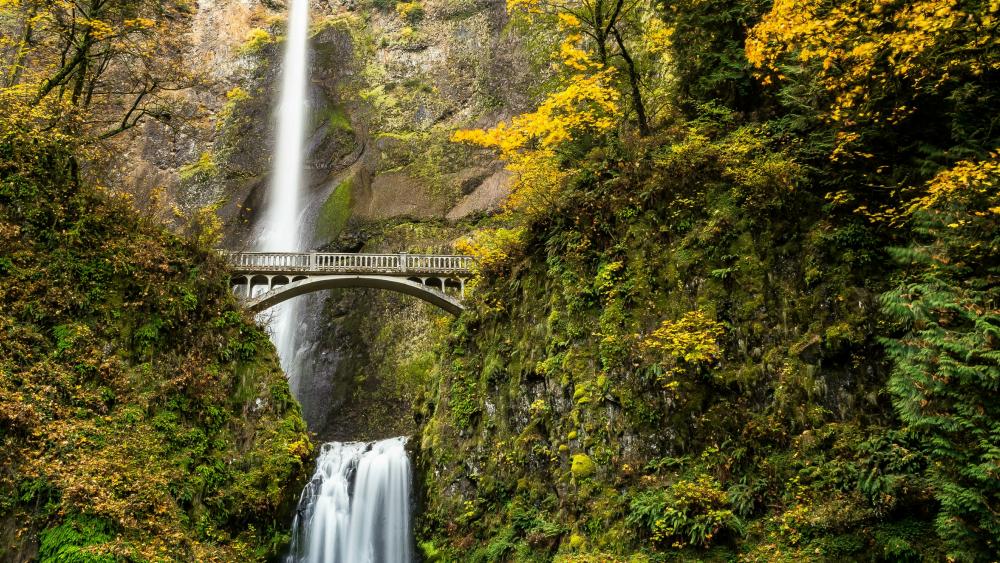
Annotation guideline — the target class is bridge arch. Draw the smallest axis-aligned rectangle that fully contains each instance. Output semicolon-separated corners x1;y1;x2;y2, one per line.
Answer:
249;275;269;295
244;274;465;316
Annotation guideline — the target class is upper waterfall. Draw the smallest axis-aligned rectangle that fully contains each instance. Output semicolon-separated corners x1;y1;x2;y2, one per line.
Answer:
259;0;310;252
253;0;311;378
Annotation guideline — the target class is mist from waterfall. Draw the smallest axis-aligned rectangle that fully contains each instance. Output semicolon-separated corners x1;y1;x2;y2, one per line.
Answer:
255;0;310;375
286;438;414;563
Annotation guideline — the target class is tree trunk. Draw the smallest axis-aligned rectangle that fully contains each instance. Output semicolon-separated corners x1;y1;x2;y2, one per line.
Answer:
6;5;39;87
594;0;608;65
612;26;650;136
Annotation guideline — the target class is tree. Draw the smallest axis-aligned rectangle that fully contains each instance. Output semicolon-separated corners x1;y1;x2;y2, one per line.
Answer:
0;0;195;147
508;0;660;134
452;51;620;220
745;0;1000;224
656;0;770;113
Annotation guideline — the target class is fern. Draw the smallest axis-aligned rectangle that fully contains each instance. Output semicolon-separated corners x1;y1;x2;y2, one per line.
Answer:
38;516;115;563
881;186;1000;558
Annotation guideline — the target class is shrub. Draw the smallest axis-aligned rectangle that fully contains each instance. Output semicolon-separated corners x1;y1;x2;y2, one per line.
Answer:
880;156;1000;559
571;454;596;479
238;28;273;56
396;1;425;23
628;475;741;548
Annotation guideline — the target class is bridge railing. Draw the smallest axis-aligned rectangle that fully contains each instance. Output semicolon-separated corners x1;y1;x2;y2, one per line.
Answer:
226;251;474;275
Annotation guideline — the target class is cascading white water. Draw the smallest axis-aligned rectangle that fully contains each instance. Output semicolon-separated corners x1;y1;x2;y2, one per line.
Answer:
256;0;310;374
257;3;415;560
286;438;414;563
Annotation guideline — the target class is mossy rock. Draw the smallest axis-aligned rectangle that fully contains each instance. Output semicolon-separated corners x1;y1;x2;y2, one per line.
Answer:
315;176;355;242
571;454;596;479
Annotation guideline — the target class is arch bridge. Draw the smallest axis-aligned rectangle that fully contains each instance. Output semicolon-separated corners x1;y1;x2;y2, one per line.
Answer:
226;252;474;315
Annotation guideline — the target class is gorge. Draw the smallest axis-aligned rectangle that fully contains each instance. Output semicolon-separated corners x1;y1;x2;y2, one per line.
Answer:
1;0;998;561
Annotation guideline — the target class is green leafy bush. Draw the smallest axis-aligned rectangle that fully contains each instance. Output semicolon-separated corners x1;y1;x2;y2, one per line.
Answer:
38;516;115;563
628;475;742;548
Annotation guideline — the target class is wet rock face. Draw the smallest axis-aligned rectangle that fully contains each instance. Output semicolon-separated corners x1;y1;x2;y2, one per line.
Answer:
111;0;274;221
298;289;425;442
116;0;531;445
118;0;529;237
283;290;367;440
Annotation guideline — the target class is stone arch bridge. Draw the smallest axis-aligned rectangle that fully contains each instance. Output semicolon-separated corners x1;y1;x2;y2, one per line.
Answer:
226;252;474;315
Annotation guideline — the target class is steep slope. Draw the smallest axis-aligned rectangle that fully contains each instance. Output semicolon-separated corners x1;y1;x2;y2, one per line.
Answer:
414;124;949;561
407;0;1000;560
0;133;310;561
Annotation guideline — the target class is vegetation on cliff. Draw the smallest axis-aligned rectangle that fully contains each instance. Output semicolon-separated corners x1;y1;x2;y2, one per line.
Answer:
0;93;309;563
0;20;311;561
416;0;1000;560
1;2;312;559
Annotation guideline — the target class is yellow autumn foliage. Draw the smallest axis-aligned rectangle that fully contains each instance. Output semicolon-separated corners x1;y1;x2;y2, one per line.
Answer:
455;226;528;272
910;155;1000;217
452;68;619;219
0;0;192;151
640;311;725;386
449;1;624;275
747;0;1000;155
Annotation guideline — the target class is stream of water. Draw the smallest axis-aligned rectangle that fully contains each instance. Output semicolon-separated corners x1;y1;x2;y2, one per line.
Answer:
256;2;415;561
285;439;414;563
255;0;310;375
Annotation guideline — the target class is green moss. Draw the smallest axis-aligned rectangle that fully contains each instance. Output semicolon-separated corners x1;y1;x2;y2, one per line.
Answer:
571;454;596;479
217;87;251;132
238;28;274;56
448;371;480;429
315;176;354;242
178;151;217;183
395;1;425;23
326;105;353;133
310;15;356;38
420;540;443;562
411;117;956;560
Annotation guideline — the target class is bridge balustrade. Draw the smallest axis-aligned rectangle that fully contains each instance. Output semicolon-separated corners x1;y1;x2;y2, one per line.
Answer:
227;252;474;275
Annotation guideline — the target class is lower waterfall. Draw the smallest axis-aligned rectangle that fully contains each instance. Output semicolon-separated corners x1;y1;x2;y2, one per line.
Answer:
286;437;414;563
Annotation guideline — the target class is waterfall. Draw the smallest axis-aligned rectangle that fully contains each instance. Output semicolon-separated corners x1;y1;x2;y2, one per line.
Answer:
255;0;310;376
286;438;414;563
261;0;309;251
256;4;415;561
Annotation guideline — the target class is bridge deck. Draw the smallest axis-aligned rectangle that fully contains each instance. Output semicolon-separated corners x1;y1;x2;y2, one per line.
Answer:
226;251;474;276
